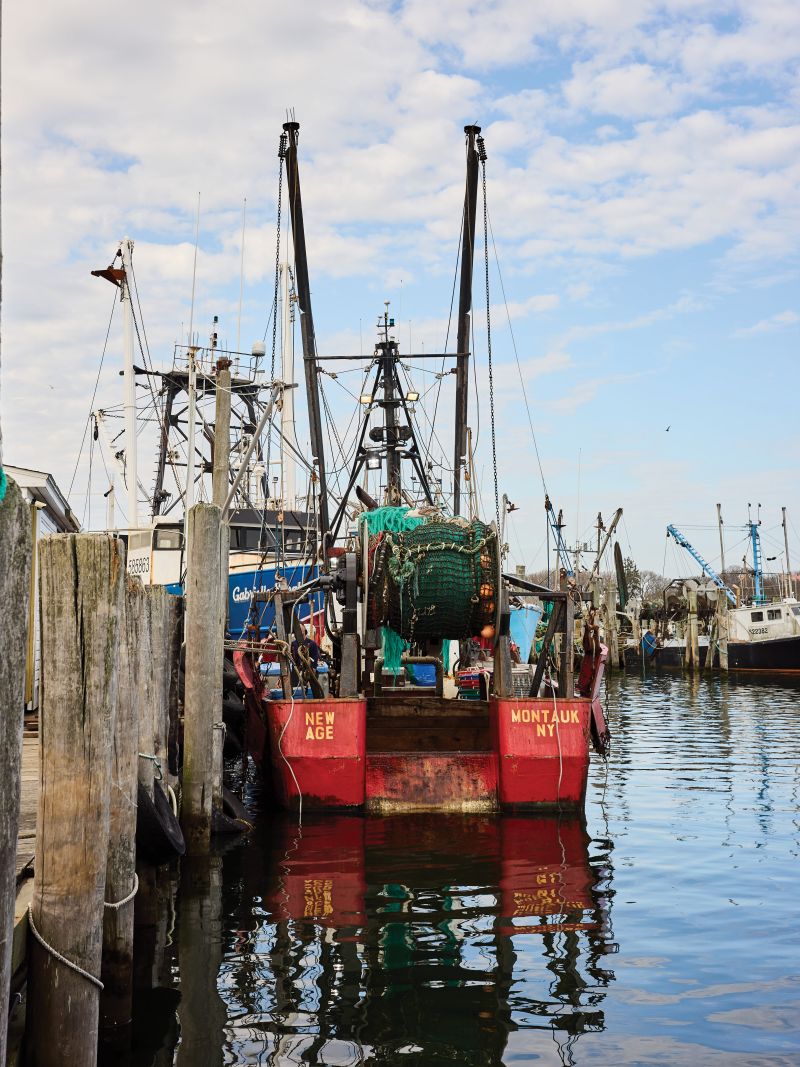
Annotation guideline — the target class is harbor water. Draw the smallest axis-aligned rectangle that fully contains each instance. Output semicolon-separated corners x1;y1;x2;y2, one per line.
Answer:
121;673;800;1065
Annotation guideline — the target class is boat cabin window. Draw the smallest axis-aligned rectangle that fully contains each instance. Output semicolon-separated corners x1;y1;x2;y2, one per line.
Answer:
767;608;782;621
128;531;151;551
792;606;800;616
154;528;183;551
750;611;764;622
230;526;277;551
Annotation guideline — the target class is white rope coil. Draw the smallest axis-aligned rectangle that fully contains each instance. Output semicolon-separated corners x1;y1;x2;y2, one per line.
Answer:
104;872;139;911
27;905;104;990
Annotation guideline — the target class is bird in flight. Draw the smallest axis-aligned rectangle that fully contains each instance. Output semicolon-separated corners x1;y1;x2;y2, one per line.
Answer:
665;425;671;431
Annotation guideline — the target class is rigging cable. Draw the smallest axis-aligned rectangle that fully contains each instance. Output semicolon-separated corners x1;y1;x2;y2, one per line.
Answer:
425;197;465;470
486;209;549;498
68;289;118;502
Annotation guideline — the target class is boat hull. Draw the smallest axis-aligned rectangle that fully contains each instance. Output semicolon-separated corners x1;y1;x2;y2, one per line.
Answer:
265;698;367;809
492;698;592;811
252;695;596;813
728;635;800;672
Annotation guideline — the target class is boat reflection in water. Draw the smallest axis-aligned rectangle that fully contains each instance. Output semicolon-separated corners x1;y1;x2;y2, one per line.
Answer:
211;812;617;1065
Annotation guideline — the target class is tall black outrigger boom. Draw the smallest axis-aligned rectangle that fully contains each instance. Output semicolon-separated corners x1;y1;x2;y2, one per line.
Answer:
282;121;330;540
452;124;482;517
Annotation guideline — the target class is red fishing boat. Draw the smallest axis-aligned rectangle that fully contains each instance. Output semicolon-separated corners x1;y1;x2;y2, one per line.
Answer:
234;120;610;814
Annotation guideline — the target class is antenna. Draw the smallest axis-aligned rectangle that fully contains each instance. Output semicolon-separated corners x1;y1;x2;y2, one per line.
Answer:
236;197;247;352
187;192;201;349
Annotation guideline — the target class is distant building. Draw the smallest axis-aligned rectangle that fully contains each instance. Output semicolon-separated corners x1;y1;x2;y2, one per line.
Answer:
4;465;81;711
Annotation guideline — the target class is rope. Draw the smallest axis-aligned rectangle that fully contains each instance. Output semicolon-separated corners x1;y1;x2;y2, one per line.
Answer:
480;146;501;540
104;872;139;911
138;752;163;782
67;288;117;501
27;905;104;990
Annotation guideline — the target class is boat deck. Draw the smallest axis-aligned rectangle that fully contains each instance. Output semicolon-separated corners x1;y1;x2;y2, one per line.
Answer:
366;695;490;752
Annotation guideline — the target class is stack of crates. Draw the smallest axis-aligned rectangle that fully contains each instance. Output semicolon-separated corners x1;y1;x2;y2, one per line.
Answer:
456;669;489;700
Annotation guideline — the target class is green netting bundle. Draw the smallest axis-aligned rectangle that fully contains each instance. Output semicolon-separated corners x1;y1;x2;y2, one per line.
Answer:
358;505;426;537
385;518;498;641
380;625;408;676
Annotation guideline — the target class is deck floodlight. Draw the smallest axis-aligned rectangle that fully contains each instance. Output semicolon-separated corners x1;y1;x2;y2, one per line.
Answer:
406;390;419;402
366;453;382;470
359;393;373;405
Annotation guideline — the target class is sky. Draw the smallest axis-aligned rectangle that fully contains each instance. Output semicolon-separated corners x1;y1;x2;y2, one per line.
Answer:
2;0;799;576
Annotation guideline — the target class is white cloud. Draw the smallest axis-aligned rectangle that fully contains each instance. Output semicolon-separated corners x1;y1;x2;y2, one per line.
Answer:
732;310;799;337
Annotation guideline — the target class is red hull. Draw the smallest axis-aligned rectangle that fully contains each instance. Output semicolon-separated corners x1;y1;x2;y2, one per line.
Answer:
491;697;592;810
366;752;498;813
234;645;609;814
265;698;367;809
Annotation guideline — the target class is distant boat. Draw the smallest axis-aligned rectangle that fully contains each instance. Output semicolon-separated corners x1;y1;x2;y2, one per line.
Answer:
647;519;800;673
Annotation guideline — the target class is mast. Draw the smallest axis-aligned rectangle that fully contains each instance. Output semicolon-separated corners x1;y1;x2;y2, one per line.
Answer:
782;506;794;599
378;306;401;495
119;237;139;529
716;503;726;576
280;263;297;510
452;125;482;517
282;121;330;537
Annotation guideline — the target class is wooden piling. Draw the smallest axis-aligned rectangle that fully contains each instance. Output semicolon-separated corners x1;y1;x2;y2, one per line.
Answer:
26;534;124;1067
685;583;700;672
136;588;156;799
100;577;143;1036
0;479;32;1067
717;593;729;672
212;359;232;508
148;586;169;778
182;503;225;854
165;594;183;792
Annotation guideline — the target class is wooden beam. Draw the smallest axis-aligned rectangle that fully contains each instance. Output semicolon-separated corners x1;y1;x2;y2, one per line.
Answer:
26;534;124;1066
0;479;32;1067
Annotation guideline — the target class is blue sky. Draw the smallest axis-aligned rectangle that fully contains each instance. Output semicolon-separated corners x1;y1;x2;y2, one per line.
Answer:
2;0;798;574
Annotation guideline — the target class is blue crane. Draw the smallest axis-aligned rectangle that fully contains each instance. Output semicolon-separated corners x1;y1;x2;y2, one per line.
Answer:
748;520;766;604
666;524;737;605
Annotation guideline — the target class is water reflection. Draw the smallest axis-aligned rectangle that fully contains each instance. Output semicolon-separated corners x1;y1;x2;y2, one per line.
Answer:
205;812;615;1065
115;672;800;1064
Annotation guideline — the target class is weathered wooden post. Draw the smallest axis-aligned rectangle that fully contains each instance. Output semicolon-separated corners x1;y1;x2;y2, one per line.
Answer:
145;586;172;789
176;856;226;1067
100;577;143;1038
605;579;620;669
685;583;700;672
212;358;232;508
717;593;729;672
182;503;225;853
165;594;183;792
0;478;32;1067
26;534;124;1067
136;589;156;799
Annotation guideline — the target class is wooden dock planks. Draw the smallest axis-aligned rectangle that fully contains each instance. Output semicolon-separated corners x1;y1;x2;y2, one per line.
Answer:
15;733;38;878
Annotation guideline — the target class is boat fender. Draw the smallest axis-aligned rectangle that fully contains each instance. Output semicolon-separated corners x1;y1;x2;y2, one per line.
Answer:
212;786;254;835
135;781;186;865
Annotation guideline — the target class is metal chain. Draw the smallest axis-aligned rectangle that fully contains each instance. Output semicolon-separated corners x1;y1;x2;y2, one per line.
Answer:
480;147;501;540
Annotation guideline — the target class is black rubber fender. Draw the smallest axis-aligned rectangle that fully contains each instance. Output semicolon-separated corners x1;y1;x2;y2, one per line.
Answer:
136;781;186;865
